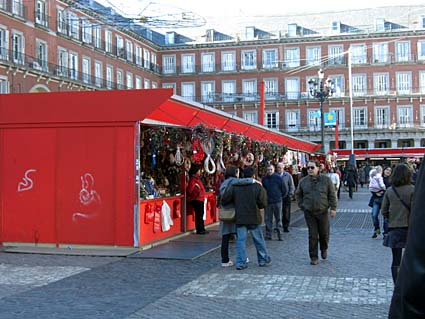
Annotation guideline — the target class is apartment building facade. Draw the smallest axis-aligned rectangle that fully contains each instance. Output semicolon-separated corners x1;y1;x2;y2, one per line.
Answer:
1;0;425;157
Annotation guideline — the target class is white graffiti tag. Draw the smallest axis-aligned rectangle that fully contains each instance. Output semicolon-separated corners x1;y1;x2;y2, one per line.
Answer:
17;169;37;192
79;173;101;206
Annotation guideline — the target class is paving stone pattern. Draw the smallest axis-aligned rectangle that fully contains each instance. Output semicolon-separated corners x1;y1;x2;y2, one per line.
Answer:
0;188;393;319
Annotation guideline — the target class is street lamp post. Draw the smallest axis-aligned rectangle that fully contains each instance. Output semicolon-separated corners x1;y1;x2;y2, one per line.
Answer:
308;69;334;154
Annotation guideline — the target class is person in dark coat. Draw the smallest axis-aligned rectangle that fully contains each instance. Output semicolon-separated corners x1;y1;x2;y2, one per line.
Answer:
221;166;271;270
389;155;425;318
343;164;358;199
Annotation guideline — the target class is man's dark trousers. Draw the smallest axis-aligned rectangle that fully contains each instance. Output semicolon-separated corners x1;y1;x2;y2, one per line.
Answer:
303;210;330;259
282;196;291;230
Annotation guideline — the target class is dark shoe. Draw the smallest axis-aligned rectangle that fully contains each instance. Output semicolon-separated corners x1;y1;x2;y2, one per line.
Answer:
236;265;248;270
321;250;327;259
310;258;319;265
283;227;289;233
372;229;380;238
277;231;283;241
259;258;272;267
197;230;209;235
265;236;272;241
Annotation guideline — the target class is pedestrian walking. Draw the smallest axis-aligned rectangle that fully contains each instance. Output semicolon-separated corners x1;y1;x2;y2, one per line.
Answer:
221;166;271;270
277;162;295;233
295;160;337;265
327;167;340;196
187;164;208;235
343;164;357;199
262;164;288;241
218;166;254;267
358;165;366;188
389;156;425;318
381;164;414;284
368;165;387;238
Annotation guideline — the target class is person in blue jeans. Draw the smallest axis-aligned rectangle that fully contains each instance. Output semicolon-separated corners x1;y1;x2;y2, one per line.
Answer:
221;166;271;270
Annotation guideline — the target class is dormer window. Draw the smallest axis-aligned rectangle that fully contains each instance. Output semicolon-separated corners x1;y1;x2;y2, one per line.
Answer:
421;16;425;28
288;23;297;37
246;26;255;40
375;18;385;32
206;29;214;42
331;21;340;33
165;32;175;45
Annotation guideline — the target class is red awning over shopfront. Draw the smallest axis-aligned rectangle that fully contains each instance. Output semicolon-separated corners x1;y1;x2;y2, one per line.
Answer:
332;148;425;160
147;95;319;153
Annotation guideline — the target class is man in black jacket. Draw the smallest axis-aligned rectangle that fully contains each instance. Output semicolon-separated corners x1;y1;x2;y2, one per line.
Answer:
221;166;271;270
389;157;425;318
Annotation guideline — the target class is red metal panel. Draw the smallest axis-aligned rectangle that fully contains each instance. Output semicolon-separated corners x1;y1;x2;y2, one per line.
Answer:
1;129;56;243
55;126;131;245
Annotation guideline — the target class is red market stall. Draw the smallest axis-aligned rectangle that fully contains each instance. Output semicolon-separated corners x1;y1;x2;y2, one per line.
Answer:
0;89;318;248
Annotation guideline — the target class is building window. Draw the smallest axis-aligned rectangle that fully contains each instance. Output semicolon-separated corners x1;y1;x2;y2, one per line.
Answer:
95;61;102;87
135;76;142;89
287;23;297;37
12;0;23;16
162;55;176;74
418;41;425;60
286;110;300;131
353;107;368;128
262;49;278;69
116;69;123;89
12;32;24;64
373;73;389;95
125;40;133;62
242;79;257;101
350;44;367;64
375;18;385;31
116;35;124;58
181;82;195;101
36;0;48;27
0;76;9;93
285;78;300;99
143;48;150;68
222;80;236;102
397;105;413;127
201;53;215;72
375;106;390;129
306;46;321;66
35;39;48;70
201;81;215;103
57;7;66;34
285;47;300;67
68;13;79;39
82;19;92;44
264;78;278;100
181;54;195;73
93;26;101;49
0;27;9;61
420;105;425;127
331;21;340;33
330;107;345;128
352;74;367;96
126;72;133;89
420;71;425;94
106;65;113;89
105;30;112;53
135;46;142;65
307;109;321;131
328;45;344;65
373;42;389;63
57;47;68;75
396;72;412;95
144;79;150;89
243;111;258;124
221;51;236;71
265;112;279;130
328;75;345;97
68;52;78;80
152;81;157;89
82;57;90;83
241;50;256;70
162;83;176;94
396;41;411;62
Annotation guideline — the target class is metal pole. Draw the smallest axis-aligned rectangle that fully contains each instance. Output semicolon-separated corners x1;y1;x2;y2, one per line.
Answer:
348;47;354;154
320;96;325;154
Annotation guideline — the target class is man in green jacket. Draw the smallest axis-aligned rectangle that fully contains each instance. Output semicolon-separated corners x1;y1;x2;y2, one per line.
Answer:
296;160;337;265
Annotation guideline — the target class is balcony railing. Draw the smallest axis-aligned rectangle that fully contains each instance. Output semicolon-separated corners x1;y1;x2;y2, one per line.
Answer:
0;0;27;19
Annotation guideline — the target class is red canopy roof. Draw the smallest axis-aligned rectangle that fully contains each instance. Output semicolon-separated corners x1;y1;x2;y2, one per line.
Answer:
147;95;319;153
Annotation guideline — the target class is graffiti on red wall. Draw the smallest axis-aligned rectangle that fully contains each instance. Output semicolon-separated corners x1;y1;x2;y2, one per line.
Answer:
72;172;102;222
17;169;37;192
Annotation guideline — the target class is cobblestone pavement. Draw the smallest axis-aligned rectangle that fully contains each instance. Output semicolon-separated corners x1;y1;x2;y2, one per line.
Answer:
0;187;393;319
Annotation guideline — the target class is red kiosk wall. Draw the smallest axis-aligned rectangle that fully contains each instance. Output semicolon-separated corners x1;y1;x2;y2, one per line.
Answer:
1;125;135;246
1;128;56;243
186;193;217;231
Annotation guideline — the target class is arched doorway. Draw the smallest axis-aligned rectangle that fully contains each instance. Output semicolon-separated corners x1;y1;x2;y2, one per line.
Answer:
29;84;50;93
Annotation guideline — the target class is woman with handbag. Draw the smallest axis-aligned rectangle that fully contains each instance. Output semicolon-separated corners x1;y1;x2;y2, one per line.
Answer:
218;166;254;267
381;164;414;284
